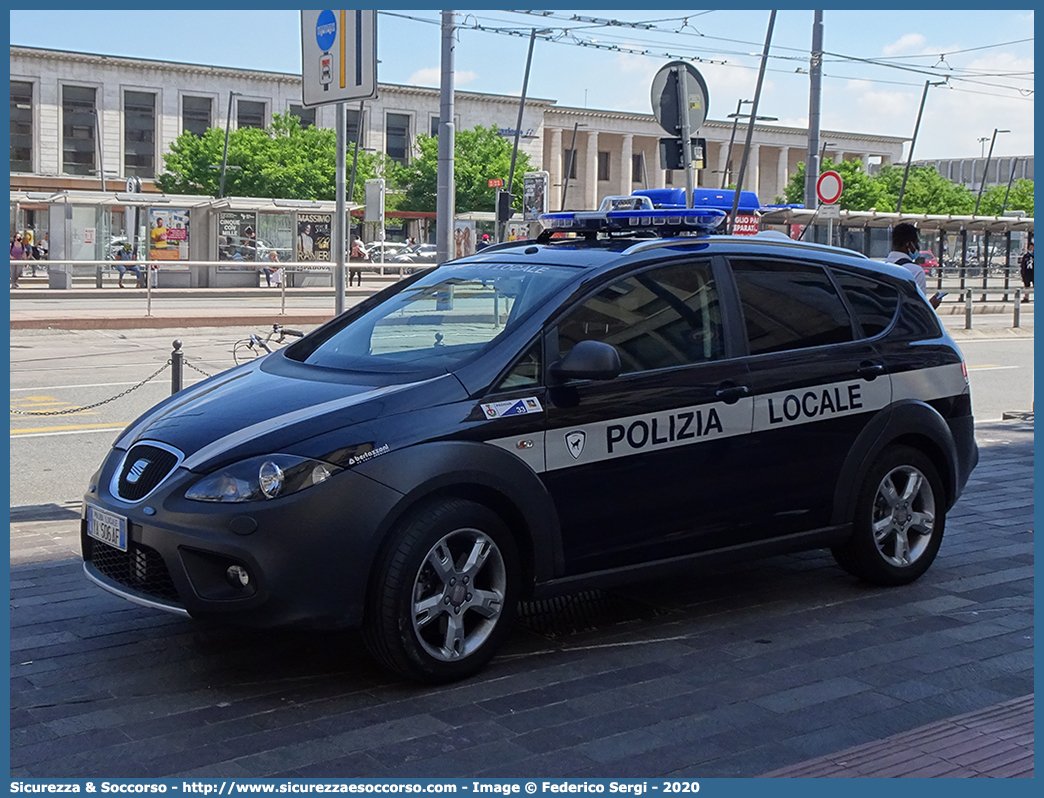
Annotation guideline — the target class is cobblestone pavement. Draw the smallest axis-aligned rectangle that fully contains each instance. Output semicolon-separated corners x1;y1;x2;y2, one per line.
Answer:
9;419;1032;778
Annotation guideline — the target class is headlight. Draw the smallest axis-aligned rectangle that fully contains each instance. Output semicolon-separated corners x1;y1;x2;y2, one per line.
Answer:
185;454;341;503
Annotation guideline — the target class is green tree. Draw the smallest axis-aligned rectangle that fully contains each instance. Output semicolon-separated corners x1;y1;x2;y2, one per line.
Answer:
782;158;884;211
977;178;1034;217
391;125;532;213
871;163;975;215
156;112;383;202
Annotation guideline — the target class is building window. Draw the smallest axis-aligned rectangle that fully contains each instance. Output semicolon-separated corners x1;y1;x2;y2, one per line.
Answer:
62;85;96;176
182;95;212;137
289;104;316;129
10;80;33;173
632;153;645;185
597;151;610;182
124;90;156;178
346;107;361;144
429;115;440;137
563;149;578;180
237;100;266;130
386;113;411;165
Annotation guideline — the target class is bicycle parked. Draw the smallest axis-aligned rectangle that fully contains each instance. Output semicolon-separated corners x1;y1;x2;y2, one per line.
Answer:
232;323;305;365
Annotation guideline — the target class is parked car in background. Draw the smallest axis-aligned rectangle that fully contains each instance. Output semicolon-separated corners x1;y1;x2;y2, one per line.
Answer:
914;250;939;273
366;242;408;262
391;243;438;265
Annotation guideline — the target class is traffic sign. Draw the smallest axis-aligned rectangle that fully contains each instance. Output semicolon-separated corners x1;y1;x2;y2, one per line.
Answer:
488;178;504;188
817;170;843;204
301;10;378;107
650;61;710;137
818;203;841;220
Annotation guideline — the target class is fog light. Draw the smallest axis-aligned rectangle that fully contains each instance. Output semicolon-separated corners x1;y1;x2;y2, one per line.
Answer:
226;565;251;588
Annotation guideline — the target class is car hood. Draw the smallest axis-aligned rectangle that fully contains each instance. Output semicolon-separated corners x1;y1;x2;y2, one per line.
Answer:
113;353;465;471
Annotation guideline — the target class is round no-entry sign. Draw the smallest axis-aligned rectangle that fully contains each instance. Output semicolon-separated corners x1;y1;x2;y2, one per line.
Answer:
817;170;843;204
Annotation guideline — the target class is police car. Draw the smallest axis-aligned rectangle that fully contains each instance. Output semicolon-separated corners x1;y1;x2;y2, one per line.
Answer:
82;196;978;683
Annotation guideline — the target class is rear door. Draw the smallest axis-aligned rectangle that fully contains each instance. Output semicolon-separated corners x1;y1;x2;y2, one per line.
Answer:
727;256;892;536
539;256;755;574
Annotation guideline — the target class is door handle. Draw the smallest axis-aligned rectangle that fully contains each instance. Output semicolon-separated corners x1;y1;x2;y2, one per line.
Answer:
857;362;885;380
715;384;751;404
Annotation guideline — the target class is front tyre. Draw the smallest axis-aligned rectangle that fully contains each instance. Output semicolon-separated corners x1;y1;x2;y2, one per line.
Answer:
832;445;945;586
364;499;520;683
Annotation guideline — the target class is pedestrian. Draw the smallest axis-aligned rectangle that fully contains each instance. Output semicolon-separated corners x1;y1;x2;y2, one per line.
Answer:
10;231;30;288
1019;240;1033;302
115;244;142;288
885;223;942;309
349;237;367;287
241;226;257;260
477;233;491;251
262;249;284;287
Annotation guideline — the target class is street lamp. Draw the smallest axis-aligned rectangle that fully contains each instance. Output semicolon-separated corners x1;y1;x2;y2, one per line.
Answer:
721;101;777;189
218;90;242;199
974;128;1010;215
977;136;990;158
896;79;946;214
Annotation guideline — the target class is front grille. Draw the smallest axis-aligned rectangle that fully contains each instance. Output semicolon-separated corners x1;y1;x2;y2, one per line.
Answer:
116;443;181;501
87;537;181;604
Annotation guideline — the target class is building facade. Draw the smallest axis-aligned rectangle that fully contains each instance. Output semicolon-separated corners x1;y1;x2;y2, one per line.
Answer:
11;45;908;211
912;155;1034;191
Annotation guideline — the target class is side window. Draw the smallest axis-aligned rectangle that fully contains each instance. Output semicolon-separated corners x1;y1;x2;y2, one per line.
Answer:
494;343;541;392
833;271;899;338
557;261;724;374
731;259;854;355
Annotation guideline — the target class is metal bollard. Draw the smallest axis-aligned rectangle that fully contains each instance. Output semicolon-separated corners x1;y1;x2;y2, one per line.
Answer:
1014;290;1021;328
964;292;973;330
171;340;183;394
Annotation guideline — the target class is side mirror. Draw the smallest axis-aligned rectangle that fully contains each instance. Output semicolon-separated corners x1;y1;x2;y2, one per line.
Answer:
550;340;621;382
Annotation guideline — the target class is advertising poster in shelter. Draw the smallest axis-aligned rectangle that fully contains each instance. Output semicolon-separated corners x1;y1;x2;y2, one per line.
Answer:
453;220;476;258
149;208;189;260
523;171;549;221
218;211;257;262
297;213;331;261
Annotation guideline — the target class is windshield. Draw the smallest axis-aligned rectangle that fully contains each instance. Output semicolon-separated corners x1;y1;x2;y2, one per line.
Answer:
296;262;576;375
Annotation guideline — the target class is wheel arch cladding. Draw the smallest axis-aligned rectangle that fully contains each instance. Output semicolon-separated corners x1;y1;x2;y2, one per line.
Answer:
352;440;562;592
831;400;959;525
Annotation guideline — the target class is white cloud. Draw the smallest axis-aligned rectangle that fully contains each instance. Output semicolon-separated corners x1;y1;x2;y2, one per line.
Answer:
407;67;477;87
883;33;926;56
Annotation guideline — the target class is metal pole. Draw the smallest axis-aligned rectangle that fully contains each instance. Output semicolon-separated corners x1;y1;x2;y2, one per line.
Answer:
974;128;1002;215
1000;157;1019;215
171;340;183;394
506;28;539;236
334;102;346;315
348;100;364;205
219;90;235;199
436;10;455;263
561;122;580;211
722;100;746;189
92;107;105;191
675;65;695;209
730;10;776;233
896;80;932;214
804;10;823;213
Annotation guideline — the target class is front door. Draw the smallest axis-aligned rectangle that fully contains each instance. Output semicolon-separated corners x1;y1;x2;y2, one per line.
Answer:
539;258;754;575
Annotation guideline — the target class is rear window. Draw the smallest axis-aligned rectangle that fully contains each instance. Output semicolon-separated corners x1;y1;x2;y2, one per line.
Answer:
731;258;854;355
833;270;899;338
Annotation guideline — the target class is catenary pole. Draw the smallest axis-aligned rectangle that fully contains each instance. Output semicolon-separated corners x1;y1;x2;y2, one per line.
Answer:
334;102;346;315
504;28;540;240
561;122;580;211
729;10;775;233
804;11;823;218
436;10;455;264
897;80;944;214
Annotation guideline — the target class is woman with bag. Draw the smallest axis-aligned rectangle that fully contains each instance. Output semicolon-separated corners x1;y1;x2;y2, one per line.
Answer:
10;232;30;288
349;237;368;287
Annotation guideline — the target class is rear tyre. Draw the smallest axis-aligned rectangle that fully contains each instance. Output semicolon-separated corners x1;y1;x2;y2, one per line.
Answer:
832;445;945;586
363;499;519;683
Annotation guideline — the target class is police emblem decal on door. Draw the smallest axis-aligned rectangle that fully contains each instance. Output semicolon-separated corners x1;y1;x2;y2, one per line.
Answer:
565;431;587;459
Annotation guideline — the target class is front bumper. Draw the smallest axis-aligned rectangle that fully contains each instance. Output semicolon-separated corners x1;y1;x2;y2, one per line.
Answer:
81;453;404;629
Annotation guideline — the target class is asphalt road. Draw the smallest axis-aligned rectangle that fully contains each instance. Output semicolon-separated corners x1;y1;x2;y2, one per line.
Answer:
9;325;1033;511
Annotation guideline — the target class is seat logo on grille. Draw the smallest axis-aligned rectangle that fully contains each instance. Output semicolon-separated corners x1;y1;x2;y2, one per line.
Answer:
127;459;150;484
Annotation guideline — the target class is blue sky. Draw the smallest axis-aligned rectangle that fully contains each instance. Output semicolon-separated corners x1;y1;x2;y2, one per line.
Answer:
9;8;1035;161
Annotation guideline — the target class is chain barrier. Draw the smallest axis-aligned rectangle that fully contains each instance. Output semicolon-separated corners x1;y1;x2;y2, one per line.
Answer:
11;361;173;416
183;359;215;378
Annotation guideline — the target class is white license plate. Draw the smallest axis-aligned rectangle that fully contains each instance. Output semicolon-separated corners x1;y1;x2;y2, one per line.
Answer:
87;504;128;552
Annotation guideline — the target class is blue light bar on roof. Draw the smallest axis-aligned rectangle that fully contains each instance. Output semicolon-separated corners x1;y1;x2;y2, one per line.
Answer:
539;202;726;236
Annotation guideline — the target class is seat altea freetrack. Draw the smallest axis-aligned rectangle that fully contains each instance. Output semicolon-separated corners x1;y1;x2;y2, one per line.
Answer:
82;200;978;683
